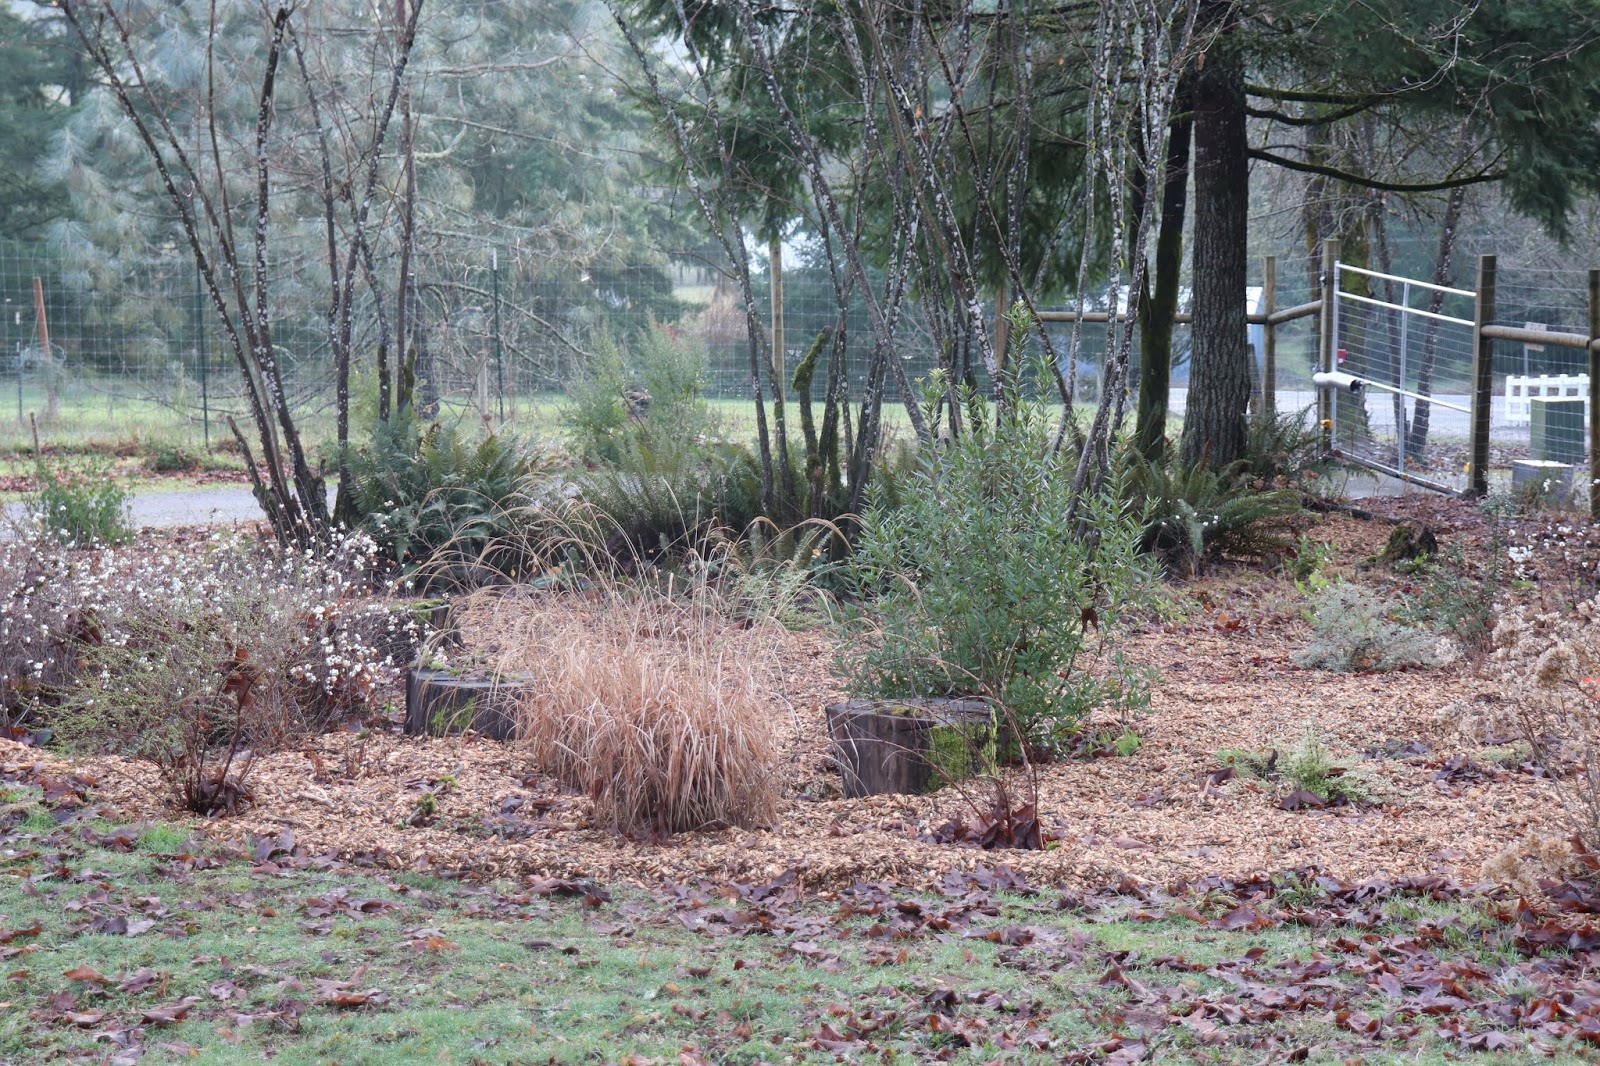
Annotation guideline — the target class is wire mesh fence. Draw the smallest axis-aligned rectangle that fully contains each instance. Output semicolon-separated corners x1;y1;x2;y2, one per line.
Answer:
1486;266;1596;506
5;236;1597;513
1323;254;1599;506
0;244;964;454
1330;263;1479;492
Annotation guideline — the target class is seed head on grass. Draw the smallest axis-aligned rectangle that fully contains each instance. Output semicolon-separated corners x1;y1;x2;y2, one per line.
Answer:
508;593;779;834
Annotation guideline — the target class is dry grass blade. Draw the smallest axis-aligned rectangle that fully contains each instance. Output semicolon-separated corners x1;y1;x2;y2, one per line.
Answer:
503;590;779;834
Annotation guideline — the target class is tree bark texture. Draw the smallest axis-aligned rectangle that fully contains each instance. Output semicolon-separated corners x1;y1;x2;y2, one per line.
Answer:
1135;84;1192;463
1182;8;1250;469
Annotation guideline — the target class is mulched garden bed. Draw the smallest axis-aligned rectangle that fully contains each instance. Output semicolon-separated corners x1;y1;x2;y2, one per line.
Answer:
11;494;1582;896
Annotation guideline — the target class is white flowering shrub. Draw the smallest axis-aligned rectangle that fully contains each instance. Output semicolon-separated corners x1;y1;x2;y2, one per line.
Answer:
0;540;87;728
8;530;412;812
1494;596;1600;854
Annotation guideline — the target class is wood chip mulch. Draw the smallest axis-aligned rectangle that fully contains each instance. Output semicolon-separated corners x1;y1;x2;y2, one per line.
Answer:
4;499;1574;893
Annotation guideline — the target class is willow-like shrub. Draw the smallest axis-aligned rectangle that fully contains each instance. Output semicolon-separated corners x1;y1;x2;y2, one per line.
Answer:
840;403;1158;751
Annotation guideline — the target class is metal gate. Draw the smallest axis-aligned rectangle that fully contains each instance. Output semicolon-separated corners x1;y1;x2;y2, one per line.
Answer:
1324;262;1478;493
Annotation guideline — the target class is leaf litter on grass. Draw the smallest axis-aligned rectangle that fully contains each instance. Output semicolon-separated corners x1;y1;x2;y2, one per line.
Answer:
15;745;1600;1062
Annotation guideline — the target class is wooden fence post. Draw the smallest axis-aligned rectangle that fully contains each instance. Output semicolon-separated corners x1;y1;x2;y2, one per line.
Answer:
30;276;58;422
1317;241;1339;453
1262;256;1276;419
1469;254;1496;498
1589;268;1599;521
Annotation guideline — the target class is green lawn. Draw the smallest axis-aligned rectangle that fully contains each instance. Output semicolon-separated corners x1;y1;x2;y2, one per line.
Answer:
0;377;1083;462
0;767;1593;1064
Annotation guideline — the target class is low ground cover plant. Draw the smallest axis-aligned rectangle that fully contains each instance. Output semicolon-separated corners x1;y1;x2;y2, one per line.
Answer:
145;442;199;473
1294;581;1439;672
1401;543;1501;650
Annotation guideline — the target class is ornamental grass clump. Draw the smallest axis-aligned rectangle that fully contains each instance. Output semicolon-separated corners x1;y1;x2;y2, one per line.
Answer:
505;590;779;833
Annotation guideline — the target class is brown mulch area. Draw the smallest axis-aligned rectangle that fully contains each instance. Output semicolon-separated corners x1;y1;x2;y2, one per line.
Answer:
8;494;1586;893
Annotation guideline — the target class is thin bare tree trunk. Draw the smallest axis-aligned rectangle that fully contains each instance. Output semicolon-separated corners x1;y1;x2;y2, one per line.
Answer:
58;0;424;544
1407;182;1467;457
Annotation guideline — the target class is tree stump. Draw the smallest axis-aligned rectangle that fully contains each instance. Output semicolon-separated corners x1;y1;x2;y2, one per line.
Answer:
825;698;996;798
405;668;528;741
1376;521;1439;566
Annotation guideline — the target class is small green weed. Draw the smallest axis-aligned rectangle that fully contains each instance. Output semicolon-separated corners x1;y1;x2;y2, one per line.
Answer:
1214;747;1277;779
1286;533;1336;589
1217;727;1380;806
405;790;438;827
1281;724;1381;806
136;823;193;853
1402;544;1501;651
1478;741;1534;768
24;460;133;547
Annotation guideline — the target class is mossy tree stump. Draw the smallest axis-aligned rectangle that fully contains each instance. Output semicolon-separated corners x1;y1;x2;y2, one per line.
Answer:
1376;521;1439;566
825;698;996;798
405;668;528;741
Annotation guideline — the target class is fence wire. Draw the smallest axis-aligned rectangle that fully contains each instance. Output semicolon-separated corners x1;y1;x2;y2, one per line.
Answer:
1488;267;1596;505
4;238;1596;511
1331;263;1478;492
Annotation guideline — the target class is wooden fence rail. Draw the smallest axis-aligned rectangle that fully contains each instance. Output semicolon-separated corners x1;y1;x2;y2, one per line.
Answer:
1045;250;1600;519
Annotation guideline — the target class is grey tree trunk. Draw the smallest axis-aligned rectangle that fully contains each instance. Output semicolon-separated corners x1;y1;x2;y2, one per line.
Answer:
1181;6;1250;469
1135;85;1193;463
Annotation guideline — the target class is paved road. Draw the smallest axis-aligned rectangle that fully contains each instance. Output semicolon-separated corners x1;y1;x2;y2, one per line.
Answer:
126;486;270;527
1168;387;1512;439
5;485;293;533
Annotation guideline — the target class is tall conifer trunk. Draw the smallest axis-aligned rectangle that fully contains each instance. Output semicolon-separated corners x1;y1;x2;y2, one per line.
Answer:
1181;3;1249;468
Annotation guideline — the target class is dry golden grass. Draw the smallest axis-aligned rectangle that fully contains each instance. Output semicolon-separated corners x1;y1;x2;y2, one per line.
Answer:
472;587;780;833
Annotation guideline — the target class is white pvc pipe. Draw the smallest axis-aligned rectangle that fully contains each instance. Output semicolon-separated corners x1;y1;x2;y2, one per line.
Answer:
1313;371;1469;413
1335;261;1475;299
